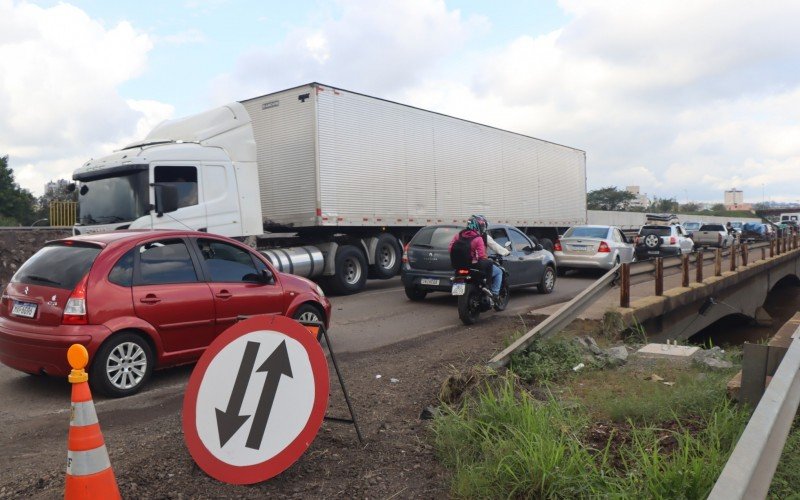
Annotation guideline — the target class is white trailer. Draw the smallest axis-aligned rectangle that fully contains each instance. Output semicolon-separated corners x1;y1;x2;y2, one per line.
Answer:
73;83;587;294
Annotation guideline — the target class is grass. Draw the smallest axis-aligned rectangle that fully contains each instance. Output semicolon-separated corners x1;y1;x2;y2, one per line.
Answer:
769;417;800;499
434;328;751;499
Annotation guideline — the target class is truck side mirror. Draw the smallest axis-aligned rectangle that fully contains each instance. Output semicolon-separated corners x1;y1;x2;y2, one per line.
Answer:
154;185;179;217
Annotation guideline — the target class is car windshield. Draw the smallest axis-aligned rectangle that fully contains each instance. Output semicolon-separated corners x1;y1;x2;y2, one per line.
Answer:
729;222;743;229
410;226;460;249
12;243;101;290
563;227;609;239
700;224;724;231
77;170;149;225
683;222;701;230
639;226;671;236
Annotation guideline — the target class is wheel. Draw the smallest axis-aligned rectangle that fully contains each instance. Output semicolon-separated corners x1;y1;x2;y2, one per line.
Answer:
90;332;153;398
539;238;554;253
292;303;325;324
457;285;481;325
404;286;427;301
537;266;556;294
368;234;402;279
643;233;661;249
493;280;511;311
325;245;368;295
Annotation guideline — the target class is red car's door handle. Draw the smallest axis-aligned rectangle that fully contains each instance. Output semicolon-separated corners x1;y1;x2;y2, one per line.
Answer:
215;290;233;300
139;294;161;304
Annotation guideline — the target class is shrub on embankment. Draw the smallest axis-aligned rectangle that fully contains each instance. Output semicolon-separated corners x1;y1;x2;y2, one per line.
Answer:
432;336;750;499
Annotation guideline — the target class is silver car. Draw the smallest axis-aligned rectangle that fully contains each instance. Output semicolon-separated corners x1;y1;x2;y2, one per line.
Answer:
554;225;635;274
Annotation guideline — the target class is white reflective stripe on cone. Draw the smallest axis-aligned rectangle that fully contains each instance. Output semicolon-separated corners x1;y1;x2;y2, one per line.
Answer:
70;401;99;427
67;446;111;476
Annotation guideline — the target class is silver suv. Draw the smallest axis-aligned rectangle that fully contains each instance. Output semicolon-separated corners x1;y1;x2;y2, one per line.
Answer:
635;224;694;259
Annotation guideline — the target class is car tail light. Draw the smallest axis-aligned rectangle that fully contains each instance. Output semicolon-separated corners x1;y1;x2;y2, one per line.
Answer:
554;240;562;252
670;237;677;245
402;243;409;264
597;241;611;253
62;274;89;325
457;269;470;275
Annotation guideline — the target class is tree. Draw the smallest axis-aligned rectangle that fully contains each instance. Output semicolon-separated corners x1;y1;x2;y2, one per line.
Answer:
648;197;680;213
711;203;726;213
680;202;700;213
37;179;78;223
0;155;36;225
587;186;636;211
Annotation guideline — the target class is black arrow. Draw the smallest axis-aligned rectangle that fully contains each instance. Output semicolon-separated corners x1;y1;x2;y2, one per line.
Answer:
215;340;260;447
245;340;294;450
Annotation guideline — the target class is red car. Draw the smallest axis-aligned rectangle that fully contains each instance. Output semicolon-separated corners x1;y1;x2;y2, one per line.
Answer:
0;230;331;397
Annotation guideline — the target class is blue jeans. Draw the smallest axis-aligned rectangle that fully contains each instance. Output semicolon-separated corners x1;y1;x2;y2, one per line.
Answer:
490;264;502;295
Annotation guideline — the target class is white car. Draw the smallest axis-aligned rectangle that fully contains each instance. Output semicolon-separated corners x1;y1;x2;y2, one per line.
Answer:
554;225;635;274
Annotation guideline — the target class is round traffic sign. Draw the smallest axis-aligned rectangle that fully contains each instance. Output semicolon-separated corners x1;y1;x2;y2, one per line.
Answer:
182;315;329;484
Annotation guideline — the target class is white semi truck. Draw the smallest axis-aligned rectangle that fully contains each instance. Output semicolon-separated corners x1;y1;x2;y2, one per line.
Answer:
72;83;587;294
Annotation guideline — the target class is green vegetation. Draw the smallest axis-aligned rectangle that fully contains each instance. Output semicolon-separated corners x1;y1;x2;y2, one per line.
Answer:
433;336;750;498
769;417;800;499
0;155;37;225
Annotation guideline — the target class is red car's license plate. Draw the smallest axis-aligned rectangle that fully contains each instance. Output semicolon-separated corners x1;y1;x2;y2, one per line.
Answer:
11;301;37;318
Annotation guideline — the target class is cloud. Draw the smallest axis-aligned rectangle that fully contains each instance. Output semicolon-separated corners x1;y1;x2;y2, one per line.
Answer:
159;28;206;45
0;1;166;195
209;0;489;103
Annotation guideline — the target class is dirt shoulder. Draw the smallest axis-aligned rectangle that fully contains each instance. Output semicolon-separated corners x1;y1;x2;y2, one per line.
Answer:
2;314;529;499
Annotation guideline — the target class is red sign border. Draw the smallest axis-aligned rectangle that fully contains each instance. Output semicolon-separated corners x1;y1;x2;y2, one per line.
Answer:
182;314;330;484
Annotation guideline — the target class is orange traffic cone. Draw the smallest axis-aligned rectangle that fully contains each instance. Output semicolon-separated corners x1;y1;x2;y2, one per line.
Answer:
64;344;121;500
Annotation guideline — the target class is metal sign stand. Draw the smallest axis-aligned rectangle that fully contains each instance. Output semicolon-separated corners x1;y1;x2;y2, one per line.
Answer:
299;320;364;444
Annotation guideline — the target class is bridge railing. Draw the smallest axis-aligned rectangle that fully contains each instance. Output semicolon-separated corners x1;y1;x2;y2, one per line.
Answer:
708;322;800;499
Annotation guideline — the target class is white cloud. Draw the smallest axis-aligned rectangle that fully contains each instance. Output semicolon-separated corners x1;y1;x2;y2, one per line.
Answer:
0;1;166;195
210;0;489;103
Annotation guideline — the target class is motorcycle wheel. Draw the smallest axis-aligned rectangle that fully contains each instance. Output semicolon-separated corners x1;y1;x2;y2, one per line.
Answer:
493;281;511;311
458;285;481;325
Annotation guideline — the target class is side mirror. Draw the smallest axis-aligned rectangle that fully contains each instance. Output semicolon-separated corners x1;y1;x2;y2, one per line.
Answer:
154;185;179;217
260;268;275;285
504;241;512;249
66;183;77;193
533;244;543;251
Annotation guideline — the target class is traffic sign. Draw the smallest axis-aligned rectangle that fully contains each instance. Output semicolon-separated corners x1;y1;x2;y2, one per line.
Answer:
182;315;329;484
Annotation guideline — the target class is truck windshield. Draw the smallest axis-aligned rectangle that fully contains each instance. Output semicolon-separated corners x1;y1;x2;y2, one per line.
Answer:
78;171;149;225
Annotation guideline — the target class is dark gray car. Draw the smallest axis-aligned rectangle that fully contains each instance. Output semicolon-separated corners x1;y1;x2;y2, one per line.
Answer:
401;224;557;300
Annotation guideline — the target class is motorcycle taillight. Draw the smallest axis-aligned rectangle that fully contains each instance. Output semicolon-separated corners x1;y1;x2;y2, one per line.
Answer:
457;269;470;275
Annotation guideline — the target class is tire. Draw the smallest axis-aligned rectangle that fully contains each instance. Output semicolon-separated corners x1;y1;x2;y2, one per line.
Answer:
325;245;368;295
493;280;511;312
458;285;481;325
292;303;325;325
90;332;154;398
404;286;427;301
368;234;402;279
643;233;662;249
539;238;554;253
537;266;556;294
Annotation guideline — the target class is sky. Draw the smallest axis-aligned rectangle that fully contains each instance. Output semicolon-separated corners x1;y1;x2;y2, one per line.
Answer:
2;0;800;204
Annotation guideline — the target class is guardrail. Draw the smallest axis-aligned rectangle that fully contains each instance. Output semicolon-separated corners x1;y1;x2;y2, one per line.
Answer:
708;324;800;499
488;264;620;369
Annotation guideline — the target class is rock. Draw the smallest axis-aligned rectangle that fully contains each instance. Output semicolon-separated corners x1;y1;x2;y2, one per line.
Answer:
575;335;603;355
695;356;733;370
419;405;438;420
604;346;629;366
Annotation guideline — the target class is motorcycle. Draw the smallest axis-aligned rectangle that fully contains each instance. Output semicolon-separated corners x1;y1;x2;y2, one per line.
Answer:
450;256;510;325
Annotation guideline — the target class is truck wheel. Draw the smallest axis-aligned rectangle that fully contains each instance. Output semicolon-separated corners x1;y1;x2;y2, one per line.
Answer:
326;245;368;295
369;233;402;279
90;332;153;398
539;238;554;253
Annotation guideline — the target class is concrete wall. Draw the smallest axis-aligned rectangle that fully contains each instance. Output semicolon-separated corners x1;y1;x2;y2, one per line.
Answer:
588;210;762;230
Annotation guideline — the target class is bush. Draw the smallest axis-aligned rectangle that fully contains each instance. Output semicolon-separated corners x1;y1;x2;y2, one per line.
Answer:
509;337;585;383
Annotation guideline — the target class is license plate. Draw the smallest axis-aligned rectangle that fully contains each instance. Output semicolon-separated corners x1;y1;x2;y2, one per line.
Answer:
420;278;440;286
571;245;587;251
451;283;466;296
648;251;659;255
11;301;37;318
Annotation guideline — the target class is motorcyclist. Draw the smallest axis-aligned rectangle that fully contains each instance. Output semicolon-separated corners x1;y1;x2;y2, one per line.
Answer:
449;215;508;301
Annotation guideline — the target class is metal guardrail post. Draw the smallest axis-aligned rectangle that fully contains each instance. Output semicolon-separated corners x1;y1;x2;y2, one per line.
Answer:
655;258;664;296
761;247;766;260
730;243;737;271
741;244;748;267
715;248;722;276
696;250;703;283
619;263;630;308
770;239;775;257
708;329;800;499
681;254;690;287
